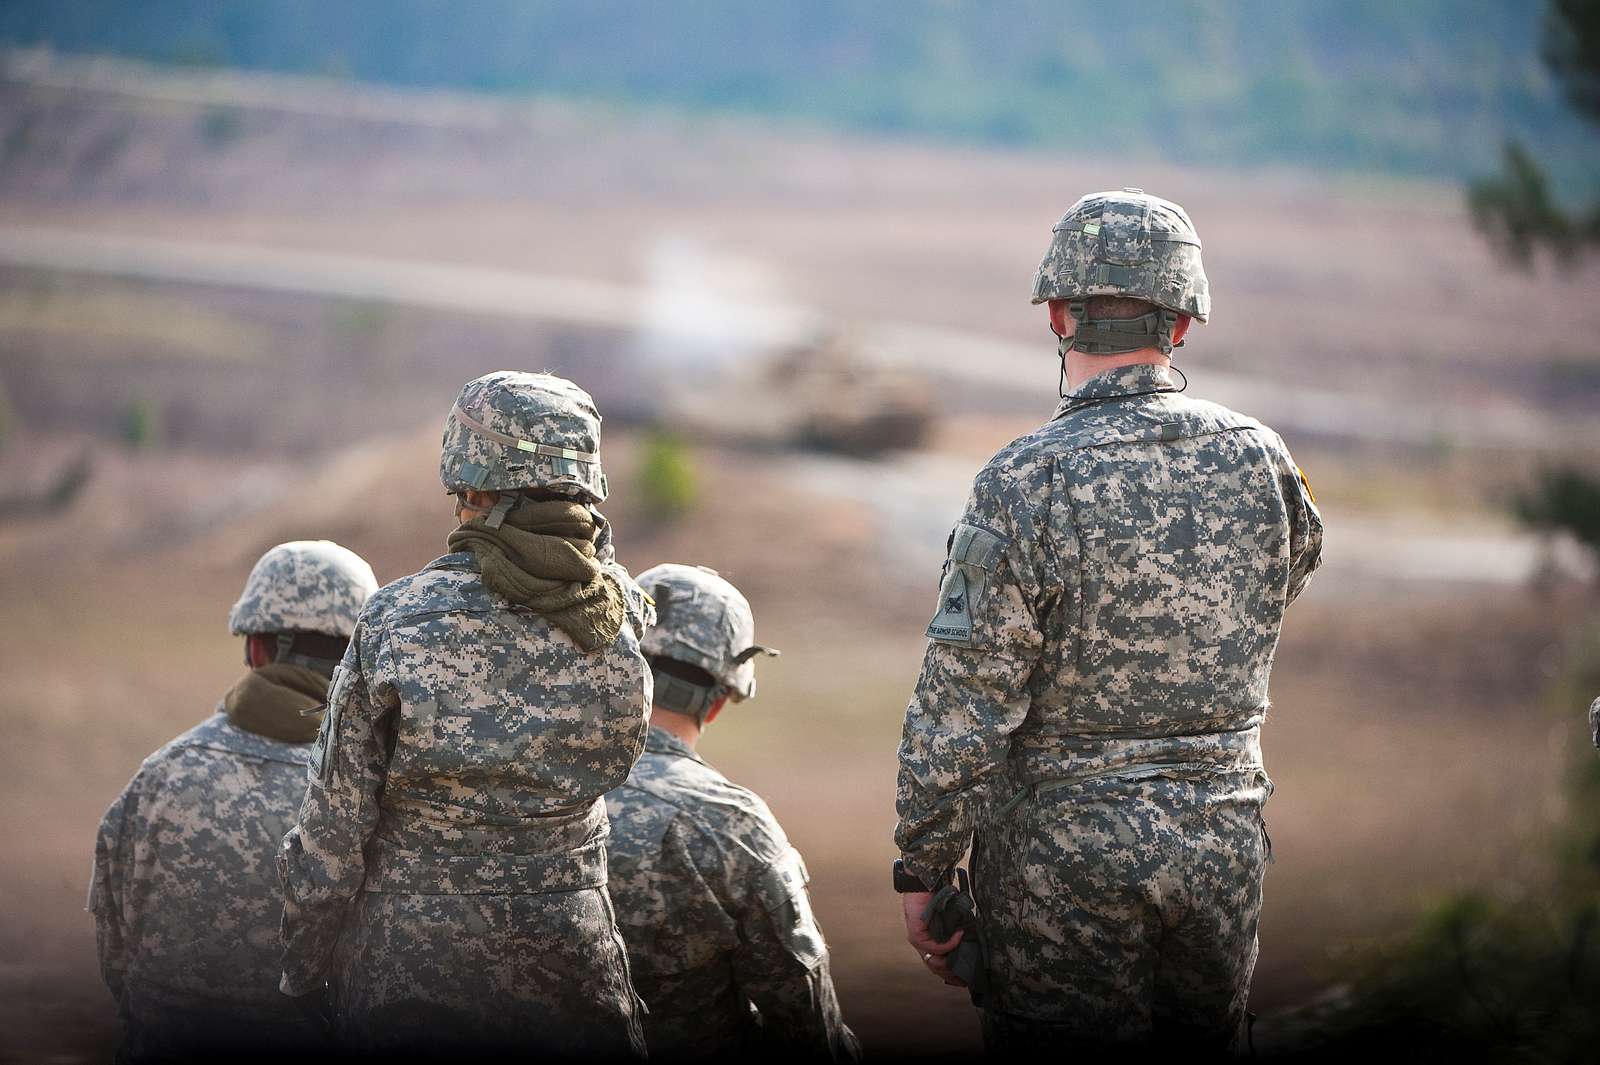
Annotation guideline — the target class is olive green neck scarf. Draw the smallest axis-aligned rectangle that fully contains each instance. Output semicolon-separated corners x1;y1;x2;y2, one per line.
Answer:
446;499;625;652
223;662;329;744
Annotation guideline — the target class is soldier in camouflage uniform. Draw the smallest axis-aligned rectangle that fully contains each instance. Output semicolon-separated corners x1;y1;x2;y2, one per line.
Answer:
278;372;655;1057
894;189;1324;1051
1590;695;1599;750
605;563;860;1061
89;540;379;1060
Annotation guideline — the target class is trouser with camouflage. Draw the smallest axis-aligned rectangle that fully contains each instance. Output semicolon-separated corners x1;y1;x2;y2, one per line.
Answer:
970;771;1271;1054
329;886;646;1059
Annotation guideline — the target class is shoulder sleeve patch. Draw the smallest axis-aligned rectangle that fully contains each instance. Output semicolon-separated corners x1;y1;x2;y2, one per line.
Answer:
926;522;1008;646
1296;465;1317;504
926;564;973;644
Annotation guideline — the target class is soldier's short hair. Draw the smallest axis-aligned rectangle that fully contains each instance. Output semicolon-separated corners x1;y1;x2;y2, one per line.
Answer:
1082;294;1160;321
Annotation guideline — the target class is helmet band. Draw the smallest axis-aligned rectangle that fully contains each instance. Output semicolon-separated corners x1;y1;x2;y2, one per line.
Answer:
451;403;599;465
651;666;727;723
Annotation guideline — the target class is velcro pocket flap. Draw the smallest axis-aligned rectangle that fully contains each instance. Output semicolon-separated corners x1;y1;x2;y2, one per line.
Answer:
950;523;1005;570
754;847;826;970
310;664;354;784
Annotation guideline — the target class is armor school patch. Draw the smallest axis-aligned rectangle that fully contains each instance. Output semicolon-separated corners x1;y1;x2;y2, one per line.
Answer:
926;563;973;644
926;522;1006;646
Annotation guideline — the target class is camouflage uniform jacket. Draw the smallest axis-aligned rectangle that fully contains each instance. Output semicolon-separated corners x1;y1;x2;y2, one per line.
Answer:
896;363;1323;884
605;727;860;1061
279;550;654;1054
90;712;325;1056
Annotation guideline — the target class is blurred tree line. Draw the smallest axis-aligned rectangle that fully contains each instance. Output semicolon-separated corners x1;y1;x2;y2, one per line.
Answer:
2;0;1598;191
1471;0;1600;262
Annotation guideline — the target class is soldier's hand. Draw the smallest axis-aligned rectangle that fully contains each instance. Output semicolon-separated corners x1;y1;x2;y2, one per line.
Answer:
290;982;337;1039
902;891;966;987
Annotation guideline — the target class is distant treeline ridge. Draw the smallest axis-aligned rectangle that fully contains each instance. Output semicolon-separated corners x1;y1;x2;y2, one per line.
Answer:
2;0;1596;191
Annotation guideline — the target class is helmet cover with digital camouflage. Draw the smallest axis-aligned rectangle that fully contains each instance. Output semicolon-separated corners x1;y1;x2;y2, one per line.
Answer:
440;371;608;525
228;540;379;669
1031;187;1210;356
637;563;779;719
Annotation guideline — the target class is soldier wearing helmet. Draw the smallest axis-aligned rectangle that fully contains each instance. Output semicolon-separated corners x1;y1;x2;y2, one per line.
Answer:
278;372;656;1057
604;564;860;1061
89;540;378;1060
894;189;1324;1051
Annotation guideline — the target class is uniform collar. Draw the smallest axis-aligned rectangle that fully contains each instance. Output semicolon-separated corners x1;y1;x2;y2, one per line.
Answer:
645;725;705;763
1053;362;1178;417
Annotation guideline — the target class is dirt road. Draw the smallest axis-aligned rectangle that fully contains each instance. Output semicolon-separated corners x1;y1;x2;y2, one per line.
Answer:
3;224;1589;456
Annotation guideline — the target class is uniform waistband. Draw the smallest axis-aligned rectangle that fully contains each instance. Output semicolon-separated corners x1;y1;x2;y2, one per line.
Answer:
364;835;608;895
1009;722;1264;786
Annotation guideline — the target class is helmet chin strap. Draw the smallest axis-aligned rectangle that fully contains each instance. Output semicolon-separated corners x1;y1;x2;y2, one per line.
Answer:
1054;326;1191;402
1054;301;1188;398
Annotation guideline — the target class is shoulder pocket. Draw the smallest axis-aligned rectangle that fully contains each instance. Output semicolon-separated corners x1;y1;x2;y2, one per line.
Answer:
754;847;826;970
309;664;354;784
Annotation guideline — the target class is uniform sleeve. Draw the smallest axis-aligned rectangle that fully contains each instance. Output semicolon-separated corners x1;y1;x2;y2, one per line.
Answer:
732;848;861;1062
1277;444;1324;606
88;783;137;1003
278;632;391;996
1589;696;1599;750
894;458;1054;887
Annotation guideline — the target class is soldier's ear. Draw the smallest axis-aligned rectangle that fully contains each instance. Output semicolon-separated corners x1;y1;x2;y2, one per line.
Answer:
703;695;730;725
245;634;273;669
1172;314;1192;345
1047;299;1073;338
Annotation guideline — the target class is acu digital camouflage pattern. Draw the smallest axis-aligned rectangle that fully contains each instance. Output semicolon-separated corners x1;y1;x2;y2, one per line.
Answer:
1030;188;1211;321
1591;695;1599;749
974;772;1271;1050
227;539;379;638
439;370;609;501
896;362;1322;1044
278;548;655;1057
90;713;328;1058
636;563;777;701
605;728;860;1061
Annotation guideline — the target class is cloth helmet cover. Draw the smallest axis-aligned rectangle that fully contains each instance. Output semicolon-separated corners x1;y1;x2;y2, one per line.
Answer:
1030;188;1210;322
637;563;777;704
228;540;379;638
439;371;608;502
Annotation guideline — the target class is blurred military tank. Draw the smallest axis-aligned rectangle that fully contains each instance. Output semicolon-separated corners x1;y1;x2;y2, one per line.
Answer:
668;330;933;457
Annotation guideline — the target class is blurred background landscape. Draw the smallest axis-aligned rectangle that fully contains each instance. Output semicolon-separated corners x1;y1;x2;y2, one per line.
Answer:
1;2;1598;1060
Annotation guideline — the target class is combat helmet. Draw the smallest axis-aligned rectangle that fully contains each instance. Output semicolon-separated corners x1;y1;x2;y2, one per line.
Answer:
228;540;379;670
637;563;779;718
1030;187;1209;356
440;371;608;525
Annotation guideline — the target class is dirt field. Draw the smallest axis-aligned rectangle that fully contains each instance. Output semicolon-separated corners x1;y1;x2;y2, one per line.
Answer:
0;56;1597;1061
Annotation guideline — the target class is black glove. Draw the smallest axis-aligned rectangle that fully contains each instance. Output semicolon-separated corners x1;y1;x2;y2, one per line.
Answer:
291;982;337;1041
923;868;990;1007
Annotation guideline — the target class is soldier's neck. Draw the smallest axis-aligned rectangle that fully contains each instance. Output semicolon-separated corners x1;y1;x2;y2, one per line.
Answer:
649;707;703;750
1065;350;1170;390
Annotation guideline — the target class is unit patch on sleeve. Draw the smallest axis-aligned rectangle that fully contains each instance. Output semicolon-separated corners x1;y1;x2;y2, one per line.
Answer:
926;561;973;644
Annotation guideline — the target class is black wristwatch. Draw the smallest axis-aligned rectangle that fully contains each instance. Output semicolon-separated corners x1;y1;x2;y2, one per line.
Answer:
892;858;931;893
